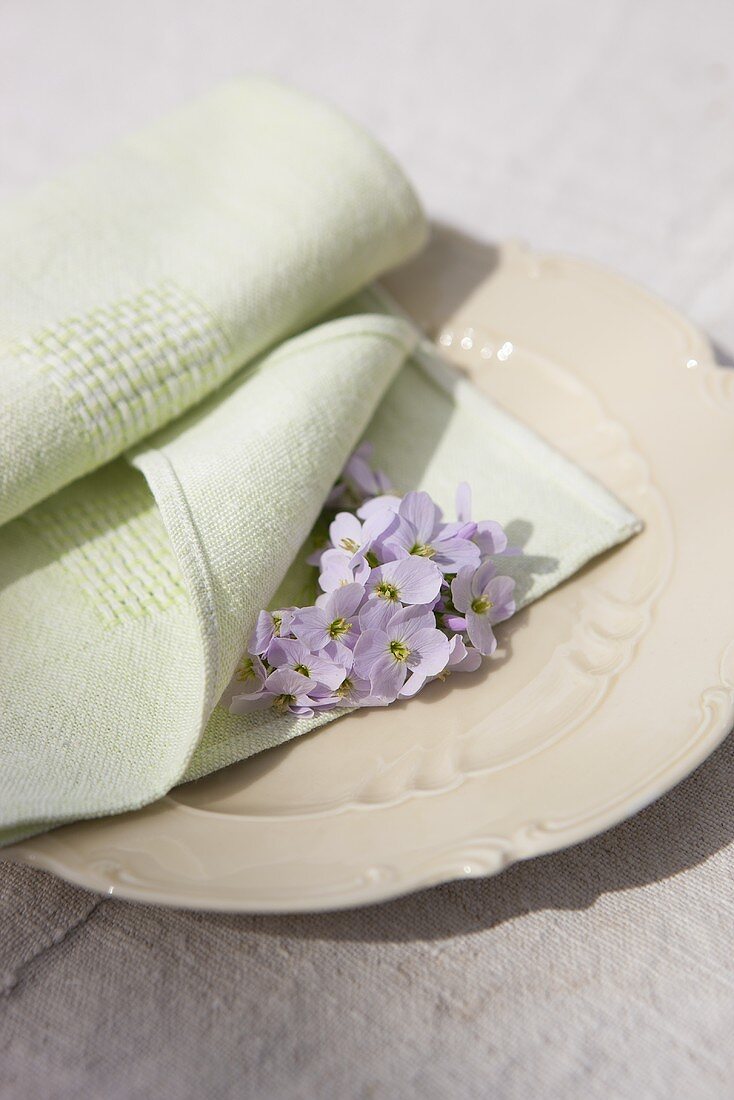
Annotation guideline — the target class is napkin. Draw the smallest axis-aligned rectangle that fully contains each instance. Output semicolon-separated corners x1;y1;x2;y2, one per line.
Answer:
0;88;641;846
0;78;426;527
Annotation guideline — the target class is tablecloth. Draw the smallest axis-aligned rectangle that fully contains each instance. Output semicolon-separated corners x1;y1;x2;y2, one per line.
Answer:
1;1;733;1097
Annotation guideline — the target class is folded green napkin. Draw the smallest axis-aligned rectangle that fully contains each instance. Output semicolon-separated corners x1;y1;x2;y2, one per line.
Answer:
0;86;640;846
0;78;426;527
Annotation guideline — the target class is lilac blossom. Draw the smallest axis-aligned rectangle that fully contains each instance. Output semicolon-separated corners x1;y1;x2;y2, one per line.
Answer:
226;443;520;719
445;482;510;557
248;608;296;656
230;667;337;718
221;652;268;708
451;561;516;656
382;491;480;573
327;507;398;568
335;673;384;706
267;637;345;691
342;442;393;499
327;442;393;509
318;548;370;592
398;617;481;695
445;634;483;674
353;604;450;703
356;493;402;520
291;582;364;653
366;556;442;606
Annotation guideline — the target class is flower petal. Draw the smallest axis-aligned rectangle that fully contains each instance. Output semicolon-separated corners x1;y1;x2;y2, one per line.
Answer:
290;607;330;651
443;613;468;633
399;671;428;698
465;610;497;656
472;558;497;596
447;635;483;672
381;557;442;605
388;603;437;637
362;508;400;544
248;610;276;655
368;652;407;702
408;627;450;676
352;629;389;677
318;548;355;593
357;494;402;520
487;575;516;622
267;637;309;668
229;691;274;715
432;534;481;572
455;481;472;523
359;598;395;632
345;452;380;496
398;490;442;544
265;668;315;695
450;566;474;613
474;520;508;556
326;581;365;620
308;654;347;690
329;512;363;554
289;703;315;717
338;674;373;705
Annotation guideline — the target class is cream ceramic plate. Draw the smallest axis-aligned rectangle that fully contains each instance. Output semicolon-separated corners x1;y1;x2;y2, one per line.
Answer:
4;237;734;911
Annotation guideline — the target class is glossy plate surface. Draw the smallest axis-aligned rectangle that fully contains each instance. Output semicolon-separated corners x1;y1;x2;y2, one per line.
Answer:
4;237;734;911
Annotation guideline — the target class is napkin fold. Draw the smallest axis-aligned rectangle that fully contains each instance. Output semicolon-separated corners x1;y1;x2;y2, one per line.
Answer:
0;78;426;527
0;84;641;846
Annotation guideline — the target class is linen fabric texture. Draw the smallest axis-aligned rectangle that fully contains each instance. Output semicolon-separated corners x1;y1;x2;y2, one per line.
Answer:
0;78;426;527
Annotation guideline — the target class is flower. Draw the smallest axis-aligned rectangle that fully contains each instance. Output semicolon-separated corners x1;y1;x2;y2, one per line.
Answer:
291;582;364;654
366;556;443;606
398;620;481;696
318;548;370;592
326;507;398;568
356;493;402;520
327;442;393;509
450;561;516;655
231;653;267;690
226;446;519;719
353;604;450;702
267;637;345;690
329;511;364;558
230;667;337;718
248;608;295;656
342;442;393;499
445;634;483;674
383;491;480;573
446;482;509;557
334;673;381;706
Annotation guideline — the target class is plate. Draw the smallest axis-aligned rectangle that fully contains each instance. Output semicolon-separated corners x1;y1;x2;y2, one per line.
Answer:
3;237;734;911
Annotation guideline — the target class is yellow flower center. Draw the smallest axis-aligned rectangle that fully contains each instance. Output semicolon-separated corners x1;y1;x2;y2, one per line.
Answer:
375;581;400;602
340;537;360;553
410;542;435;558
235;657;257;682
328;617;352;639
336;677;354;699
273;694;295;714
389;639;411;662
471;595;493;614
293;663;310;677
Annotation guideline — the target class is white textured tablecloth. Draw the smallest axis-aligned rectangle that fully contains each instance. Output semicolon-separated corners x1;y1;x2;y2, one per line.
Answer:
2;2;733;1097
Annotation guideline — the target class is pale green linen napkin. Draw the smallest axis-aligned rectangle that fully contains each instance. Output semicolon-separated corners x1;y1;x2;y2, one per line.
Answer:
0;78;426;527
0;86;641;846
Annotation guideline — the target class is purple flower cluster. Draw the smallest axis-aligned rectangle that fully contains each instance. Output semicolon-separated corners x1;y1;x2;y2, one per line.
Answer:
228;444;517;719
